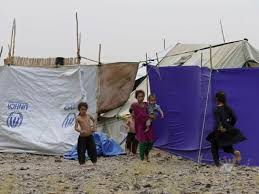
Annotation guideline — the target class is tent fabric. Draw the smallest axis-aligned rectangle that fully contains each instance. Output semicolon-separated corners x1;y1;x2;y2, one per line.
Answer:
63;132;124;160
102;77;150;118
97;117;128;146
97;62;138;113
0;66;85;154
159;40;259;69
103;40;259;118
148;65;259;166
0;63;137;154
80;65;98;116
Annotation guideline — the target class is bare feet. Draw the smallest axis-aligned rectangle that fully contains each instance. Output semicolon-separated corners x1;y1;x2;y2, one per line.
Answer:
144;155;150;162
234;150;241;164
144;128;149;133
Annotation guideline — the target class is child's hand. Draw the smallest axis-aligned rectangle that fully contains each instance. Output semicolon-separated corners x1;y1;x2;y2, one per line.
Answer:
220;128;226;132
92;125;97;132
149;114;155;119
218;127;226;132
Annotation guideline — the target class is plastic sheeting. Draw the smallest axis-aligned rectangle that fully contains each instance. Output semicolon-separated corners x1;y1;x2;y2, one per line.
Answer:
0;63;137;154
0;66;96;154
148;65;259;166
63;132;124;160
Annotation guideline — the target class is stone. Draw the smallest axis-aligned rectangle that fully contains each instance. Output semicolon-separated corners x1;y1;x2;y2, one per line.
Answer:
205;183;211;188
133;183;141;190
20;167;29;170
143;183;152;188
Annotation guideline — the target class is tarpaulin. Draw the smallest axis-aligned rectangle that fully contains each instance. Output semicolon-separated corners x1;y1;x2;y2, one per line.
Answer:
63;132;124;160
0;63;137;154
148;65;259;166
0;66;94;154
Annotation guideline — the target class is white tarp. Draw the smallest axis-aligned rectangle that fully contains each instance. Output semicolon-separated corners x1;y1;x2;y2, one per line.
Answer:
0;65;97;154
159;40;259;68
80;65;98;116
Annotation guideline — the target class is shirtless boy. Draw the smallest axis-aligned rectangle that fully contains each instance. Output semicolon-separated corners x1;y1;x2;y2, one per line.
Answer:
75;102;97;165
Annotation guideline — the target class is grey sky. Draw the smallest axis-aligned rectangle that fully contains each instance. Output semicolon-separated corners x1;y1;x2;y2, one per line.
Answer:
1;0;259;63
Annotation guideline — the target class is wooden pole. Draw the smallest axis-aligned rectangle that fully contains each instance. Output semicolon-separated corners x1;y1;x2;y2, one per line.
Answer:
81;56;99;63
0;46;3;59
156;52;159;65
79;32;81;51
210;45;213;69
12;19;16;57
96;44;102;117
98;44;102;65
8;20;14;58
145;53;149;97
200;53;203;68
220;19;226;43
76;12;80;64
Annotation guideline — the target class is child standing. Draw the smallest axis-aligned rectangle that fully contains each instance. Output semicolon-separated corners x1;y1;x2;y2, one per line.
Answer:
131;90;155;162
125;108;138;155
145;94;164;133
75;102;97;165
206;92;246;167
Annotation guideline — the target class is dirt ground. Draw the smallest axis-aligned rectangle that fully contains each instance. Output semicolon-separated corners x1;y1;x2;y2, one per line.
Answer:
0;150;259;194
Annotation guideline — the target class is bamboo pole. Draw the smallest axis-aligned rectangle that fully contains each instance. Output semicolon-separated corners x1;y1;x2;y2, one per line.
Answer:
76;12;80;65
98;44;102;65
96;44;102;116
12;19;16;57
8;21;14;59
220;19;226;43
81;56;99;64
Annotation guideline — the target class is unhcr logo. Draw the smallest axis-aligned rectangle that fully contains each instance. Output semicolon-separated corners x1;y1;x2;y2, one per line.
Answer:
8;101;28;110
62;113;76;128
7;112;23;128
64;103;76;111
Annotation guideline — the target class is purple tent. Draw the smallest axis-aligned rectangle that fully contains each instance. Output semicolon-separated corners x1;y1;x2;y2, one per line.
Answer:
148;65;259;166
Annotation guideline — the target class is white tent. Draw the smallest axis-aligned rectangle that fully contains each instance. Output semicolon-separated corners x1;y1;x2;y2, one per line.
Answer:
159;39;259;68
103;39;259;119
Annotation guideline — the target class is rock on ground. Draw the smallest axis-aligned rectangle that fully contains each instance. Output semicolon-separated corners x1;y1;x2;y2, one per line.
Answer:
0;150;259;194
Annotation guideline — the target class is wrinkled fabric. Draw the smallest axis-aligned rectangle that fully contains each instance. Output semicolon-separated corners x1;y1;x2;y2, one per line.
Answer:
97;62;138;113
63;132;124;160
131;102;155;143
148;65;259;166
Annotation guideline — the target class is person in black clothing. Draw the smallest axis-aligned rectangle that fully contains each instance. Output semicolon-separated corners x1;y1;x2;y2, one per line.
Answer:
206;91;246;167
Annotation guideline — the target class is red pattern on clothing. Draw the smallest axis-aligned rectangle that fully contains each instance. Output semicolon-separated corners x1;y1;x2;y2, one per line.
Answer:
131;102;155;143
